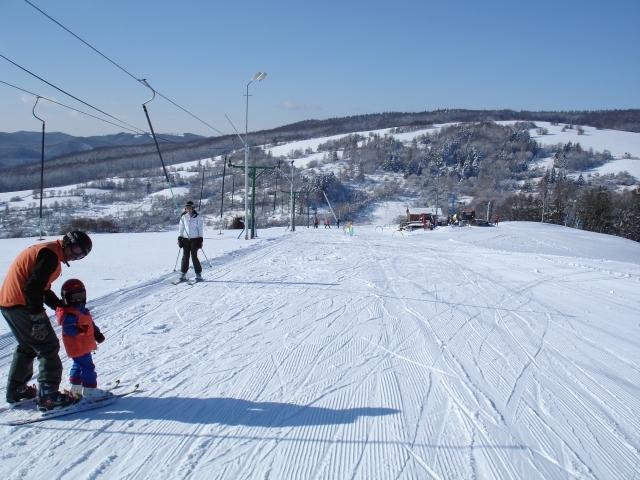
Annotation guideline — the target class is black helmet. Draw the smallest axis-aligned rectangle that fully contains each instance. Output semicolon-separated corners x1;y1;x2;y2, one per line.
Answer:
61;278;86;305
62;230;92;259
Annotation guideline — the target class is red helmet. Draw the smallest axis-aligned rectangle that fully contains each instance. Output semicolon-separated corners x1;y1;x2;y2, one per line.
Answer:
61;278;86;305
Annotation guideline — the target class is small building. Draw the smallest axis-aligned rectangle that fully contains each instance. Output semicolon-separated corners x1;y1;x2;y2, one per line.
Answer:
400;207;441;230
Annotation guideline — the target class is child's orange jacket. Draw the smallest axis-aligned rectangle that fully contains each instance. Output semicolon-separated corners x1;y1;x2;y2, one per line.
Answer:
55;305;97;358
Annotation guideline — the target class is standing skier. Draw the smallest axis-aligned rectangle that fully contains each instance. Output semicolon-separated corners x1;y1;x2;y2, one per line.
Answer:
177;200;204;282
0;230;92;410
55;278;109;400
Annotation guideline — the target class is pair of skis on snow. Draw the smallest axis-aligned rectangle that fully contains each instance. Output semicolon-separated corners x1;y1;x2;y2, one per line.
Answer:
1;380;140;426
171;276;204;286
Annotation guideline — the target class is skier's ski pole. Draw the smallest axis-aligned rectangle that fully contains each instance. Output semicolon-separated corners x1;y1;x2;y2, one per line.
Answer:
173;247;181;271
199;247;213;268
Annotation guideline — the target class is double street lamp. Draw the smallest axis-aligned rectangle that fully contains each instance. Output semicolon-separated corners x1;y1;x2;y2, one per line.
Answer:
244;71;267;239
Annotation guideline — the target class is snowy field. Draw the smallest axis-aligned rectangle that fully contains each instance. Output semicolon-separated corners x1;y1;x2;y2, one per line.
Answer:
0;222;639;479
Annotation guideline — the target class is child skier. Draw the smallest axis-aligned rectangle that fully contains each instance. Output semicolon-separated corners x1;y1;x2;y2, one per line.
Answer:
55;279;109;400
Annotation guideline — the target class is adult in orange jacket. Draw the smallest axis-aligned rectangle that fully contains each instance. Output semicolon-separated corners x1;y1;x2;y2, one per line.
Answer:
0;231;92;411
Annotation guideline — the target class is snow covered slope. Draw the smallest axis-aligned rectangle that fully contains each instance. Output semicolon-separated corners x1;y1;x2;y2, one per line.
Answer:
499;120;640;180
0;223;639;479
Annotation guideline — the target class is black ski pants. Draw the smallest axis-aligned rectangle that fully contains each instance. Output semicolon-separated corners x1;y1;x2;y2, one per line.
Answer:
1;306;62;401
181;239;202;275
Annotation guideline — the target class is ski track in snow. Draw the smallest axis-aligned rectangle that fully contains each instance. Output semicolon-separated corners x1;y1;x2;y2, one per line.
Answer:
0;225;639;479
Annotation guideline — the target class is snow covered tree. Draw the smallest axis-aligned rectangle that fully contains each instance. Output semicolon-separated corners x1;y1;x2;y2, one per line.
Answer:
576;187;613;234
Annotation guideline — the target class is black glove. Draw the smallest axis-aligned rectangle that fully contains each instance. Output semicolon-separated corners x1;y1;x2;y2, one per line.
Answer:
93;323;105;343
30;312;50;341
194;237;203;249
177;236;184;248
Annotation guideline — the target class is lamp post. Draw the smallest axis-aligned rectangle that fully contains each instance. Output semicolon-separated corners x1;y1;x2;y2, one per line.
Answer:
244;71;267;239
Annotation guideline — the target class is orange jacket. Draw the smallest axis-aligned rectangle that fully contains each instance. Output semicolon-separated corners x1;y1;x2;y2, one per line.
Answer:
55;305;97;358
0;241;64;309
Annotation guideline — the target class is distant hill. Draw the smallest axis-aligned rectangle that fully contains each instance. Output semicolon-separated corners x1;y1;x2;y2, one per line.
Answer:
0;131;204;168
1;109;639;192
1;115;638;242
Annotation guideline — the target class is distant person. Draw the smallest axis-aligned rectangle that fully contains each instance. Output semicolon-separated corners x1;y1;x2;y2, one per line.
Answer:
313;215;319;229
345;221;354;236
55;278;109;400
0;230;92;411
336;218;341;229
177;200;204;282
324;217;331;228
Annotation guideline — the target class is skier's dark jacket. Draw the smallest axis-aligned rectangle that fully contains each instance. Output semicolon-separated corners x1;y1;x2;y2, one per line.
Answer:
0;241;64;313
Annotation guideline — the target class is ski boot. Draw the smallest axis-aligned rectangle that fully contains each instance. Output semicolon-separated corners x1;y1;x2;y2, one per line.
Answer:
81;387;113;401
7;384;37;404
37;384;77;412
69;384;84;399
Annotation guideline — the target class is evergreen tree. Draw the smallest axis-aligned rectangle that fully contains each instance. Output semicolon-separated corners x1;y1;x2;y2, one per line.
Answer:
577;187;613;233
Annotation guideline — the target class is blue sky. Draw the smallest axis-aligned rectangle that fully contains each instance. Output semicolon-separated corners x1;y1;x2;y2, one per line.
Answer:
1;0;638;136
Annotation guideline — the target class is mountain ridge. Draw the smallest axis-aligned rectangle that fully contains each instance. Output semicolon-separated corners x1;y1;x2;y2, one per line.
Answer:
2;109;639;172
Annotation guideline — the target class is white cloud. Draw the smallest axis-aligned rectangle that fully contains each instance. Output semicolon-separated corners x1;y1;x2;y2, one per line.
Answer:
281;100;321;111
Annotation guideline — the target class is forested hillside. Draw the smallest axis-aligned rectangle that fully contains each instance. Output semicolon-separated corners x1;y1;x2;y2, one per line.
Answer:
2;109;639;192
1;116;638;243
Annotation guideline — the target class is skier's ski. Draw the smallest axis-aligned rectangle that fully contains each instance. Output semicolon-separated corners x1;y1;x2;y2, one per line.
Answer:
171;277;188;285
2;383;140;426
105;379;121;390
0;397;36;413
0;380;121;415
173;278;201;286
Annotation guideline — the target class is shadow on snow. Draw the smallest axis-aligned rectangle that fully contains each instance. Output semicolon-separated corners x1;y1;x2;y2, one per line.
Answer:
88;396;399;427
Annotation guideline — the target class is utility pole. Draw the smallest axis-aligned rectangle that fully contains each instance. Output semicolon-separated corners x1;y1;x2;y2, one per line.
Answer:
290;161;295;231
281;189;304;231
228;158;276;238
32;96;45;240
243;72;267;240
218;155;227;234
273;160;280;213
230;174;235;210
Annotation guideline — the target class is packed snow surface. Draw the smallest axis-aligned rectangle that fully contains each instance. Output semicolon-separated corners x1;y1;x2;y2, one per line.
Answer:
0;222;639;479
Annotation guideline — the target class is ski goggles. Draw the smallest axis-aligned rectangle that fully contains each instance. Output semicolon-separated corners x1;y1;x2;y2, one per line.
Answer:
68;244;88;260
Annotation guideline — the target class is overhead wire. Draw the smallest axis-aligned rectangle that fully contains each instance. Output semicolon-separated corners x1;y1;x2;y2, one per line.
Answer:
0;79;144;134
23;0;226;136
0;53;147;134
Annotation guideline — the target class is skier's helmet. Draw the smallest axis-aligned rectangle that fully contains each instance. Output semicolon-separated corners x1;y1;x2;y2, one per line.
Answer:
62;230;92;260
61;278;86;305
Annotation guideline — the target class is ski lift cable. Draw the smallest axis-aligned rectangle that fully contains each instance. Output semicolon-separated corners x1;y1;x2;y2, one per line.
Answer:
0;53;147;134
0;80;144;134
23;0;225;136
0;60;180;143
